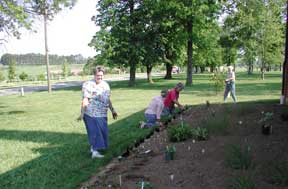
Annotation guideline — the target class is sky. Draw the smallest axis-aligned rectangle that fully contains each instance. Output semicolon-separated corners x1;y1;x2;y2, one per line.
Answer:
0;0;99;58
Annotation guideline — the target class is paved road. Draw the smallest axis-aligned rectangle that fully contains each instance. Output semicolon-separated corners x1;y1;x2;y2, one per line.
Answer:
0;74;164;96
0;76;131;96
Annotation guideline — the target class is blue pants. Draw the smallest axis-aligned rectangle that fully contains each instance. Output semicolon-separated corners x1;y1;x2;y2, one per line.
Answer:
144;113;157;128
83;114;108;151
224;82;237;103
161;107;173;116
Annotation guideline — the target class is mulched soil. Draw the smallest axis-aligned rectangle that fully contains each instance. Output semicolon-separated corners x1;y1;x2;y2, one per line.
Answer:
80;102;288;189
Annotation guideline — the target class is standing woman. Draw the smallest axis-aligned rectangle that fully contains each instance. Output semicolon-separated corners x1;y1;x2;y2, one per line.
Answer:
224;66;237;103
80;67;118;159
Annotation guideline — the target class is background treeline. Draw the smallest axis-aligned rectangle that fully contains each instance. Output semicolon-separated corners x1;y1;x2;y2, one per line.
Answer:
0;53;87;65
86;0;286;86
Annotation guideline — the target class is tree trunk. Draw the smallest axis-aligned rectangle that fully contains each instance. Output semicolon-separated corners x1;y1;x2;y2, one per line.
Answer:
200;66;205;73
146;65;153;83
261;61;265;80
248;61;253;75
128;0;136;87
186;19;193;86
44;12;51;93
210;66;214;73
128;61;136;87
164;63;173;79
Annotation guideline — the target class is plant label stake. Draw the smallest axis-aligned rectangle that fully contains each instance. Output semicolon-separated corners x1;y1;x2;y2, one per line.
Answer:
180;115;184;127
20;87;24;96
170;174;174;182
141;178;144;189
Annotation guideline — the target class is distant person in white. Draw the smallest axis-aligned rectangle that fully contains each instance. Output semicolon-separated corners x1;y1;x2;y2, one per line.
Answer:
224;66;237;103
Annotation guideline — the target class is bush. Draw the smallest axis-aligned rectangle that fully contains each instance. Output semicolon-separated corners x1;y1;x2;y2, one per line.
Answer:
230;175;255;189
19;72;28;81
226;144;253;170
37;74;46;81
191;127;209;140
167;123;192;142
0;69;5;81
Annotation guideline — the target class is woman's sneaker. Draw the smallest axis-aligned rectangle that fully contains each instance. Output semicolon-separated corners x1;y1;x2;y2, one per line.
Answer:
91;150;104;159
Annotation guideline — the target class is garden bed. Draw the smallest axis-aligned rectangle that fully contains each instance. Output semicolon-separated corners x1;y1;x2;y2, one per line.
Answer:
80;102;288;189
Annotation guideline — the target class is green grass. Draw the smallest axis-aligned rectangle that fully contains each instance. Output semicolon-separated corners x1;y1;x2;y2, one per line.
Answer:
0;71;283;188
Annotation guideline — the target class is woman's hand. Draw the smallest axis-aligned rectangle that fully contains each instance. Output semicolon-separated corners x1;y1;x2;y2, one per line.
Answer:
112;110;118;120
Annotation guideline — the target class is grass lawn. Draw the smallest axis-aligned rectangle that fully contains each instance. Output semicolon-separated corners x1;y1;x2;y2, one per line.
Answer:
0;71;282;189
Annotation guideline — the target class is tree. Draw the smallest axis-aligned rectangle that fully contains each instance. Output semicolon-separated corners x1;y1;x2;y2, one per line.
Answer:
24;0;76;92
8;59;16;81
0;0;32;41
62;60;70;78
1;0;76;92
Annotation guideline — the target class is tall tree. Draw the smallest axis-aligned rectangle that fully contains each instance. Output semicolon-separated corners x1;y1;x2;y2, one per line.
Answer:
0;0;32;41
25;0;76;92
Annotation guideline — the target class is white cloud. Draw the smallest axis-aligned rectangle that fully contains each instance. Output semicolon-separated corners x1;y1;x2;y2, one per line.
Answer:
0;0;99;58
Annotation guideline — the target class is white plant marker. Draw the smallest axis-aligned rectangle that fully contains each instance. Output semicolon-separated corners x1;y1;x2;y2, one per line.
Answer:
119;174;122;187
21;87;24;96
170;174;174;182
188;146;191;151
141;179;144;189
192;140;195;144
201;149;205;154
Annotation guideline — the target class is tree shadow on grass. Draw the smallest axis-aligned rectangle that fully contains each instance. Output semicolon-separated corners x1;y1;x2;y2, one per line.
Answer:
0;110;26;115
0;110;151;189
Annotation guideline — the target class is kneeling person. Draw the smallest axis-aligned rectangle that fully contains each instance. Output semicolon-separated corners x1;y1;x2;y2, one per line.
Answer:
140;90;167;128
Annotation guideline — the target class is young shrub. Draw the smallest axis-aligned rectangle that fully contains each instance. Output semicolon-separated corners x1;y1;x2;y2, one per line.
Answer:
210;72;225;95
226;144;253;170
19;72;28;81
8;60;16;81
167;123;192;142
37;74;46;81
230;175;255;189
191;127;209;141
201;115;230;135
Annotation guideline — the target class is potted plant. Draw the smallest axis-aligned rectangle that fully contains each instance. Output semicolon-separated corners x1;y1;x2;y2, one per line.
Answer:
260;112;273;135
165;145;176;160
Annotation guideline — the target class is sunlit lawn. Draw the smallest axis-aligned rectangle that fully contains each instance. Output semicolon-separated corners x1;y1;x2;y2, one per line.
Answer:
0;71;282;188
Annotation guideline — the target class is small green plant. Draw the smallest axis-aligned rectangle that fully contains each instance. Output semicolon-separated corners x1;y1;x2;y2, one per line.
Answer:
160;114;172;124
167;123;192;142
191;127;209;140
226;144;253;170
260;112;273;126
230;175;255;189
210;72;225;94
19;72;28;81
137;180;153;189
201;115;229;135
262;161;288;185
165;145;176;160
165;145;176;153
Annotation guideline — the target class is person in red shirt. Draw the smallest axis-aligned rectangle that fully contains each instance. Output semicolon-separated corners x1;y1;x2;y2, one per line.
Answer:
162;82;184;115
